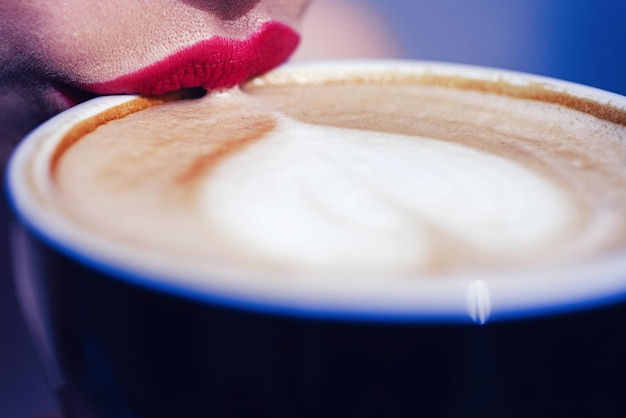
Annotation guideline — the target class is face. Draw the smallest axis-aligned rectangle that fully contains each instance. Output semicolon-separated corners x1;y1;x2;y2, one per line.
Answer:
0;0;310;115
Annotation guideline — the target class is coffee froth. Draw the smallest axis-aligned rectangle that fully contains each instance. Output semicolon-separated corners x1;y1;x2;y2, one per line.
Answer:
49;67;626;278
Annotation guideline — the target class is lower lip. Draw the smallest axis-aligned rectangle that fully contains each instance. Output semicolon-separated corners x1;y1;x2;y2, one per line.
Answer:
81;21;300;96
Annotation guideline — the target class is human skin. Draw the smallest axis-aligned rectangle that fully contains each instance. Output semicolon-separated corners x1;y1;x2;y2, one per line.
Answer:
0;0;311;156
0;0;401;159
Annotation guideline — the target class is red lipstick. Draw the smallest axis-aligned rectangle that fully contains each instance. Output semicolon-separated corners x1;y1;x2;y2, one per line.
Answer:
82;22;300;95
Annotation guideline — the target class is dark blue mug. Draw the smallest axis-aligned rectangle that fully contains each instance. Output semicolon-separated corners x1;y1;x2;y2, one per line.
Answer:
7;62;626;418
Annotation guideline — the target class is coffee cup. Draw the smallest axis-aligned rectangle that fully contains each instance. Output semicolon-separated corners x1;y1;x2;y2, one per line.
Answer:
7;60;626;417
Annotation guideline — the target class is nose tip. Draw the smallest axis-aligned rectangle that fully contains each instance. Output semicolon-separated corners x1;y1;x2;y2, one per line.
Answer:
181;0;262;21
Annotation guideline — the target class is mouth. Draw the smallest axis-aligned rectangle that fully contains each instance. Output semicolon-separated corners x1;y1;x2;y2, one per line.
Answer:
50;82;101;108
78;21;300;96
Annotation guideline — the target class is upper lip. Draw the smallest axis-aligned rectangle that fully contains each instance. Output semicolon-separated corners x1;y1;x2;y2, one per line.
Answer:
79;21;300;96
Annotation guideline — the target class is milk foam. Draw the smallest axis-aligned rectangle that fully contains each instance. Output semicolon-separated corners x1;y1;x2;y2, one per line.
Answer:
52;81;626;277
200;117;576;273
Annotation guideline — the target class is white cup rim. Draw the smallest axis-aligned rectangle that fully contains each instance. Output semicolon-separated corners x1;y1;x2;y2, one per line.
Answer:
7;60;626;324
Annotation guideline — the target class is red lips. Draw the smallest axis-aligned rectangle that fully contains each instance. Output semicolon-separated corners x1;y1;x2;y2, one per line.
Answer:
81;22;300;96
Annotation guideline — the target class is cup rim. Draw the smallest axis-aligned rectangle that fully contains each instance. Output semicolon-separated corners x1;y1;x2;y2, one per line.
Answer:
7;59;626;324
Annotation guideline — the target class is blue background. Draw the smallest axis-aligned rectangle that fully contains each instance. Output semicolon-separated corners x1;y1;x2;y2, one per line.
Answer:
371;0;626;95
1;1;625;416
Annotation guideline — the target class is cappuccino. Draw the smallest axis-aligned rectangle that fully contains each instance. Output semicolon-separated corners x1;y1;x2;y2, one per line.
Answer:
47;64;626;279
